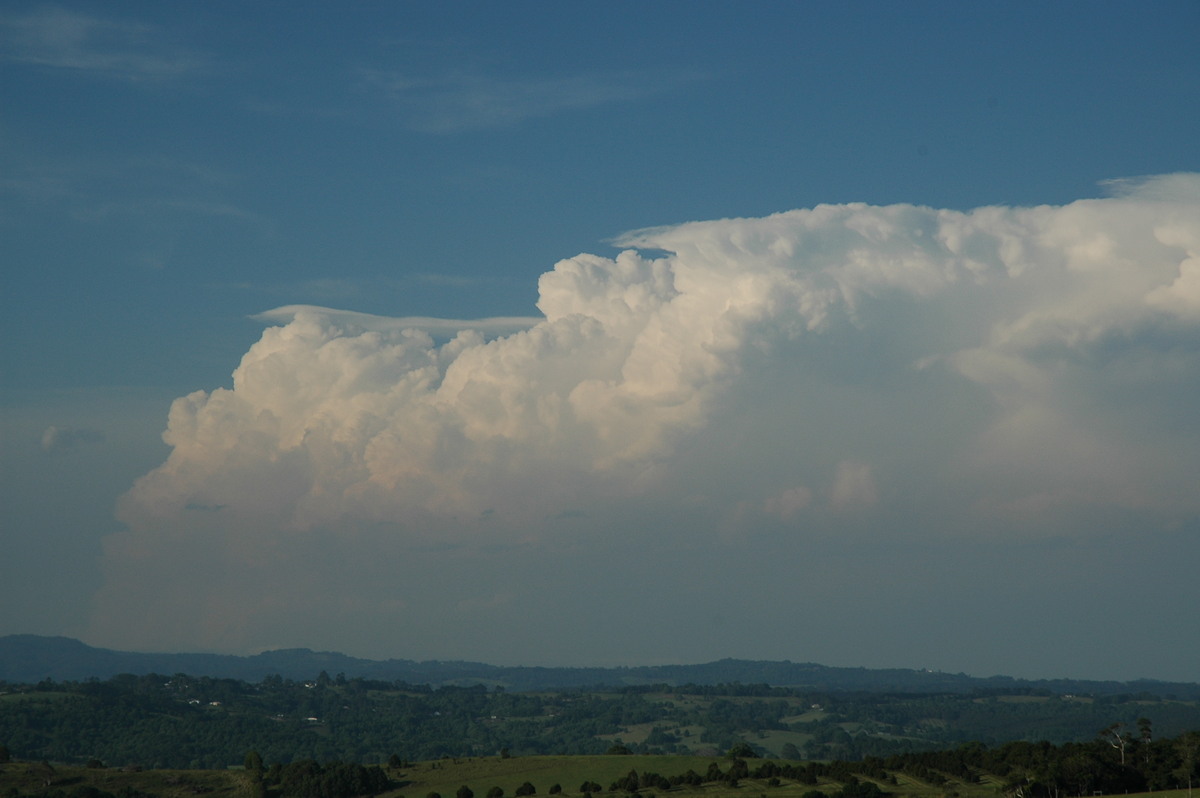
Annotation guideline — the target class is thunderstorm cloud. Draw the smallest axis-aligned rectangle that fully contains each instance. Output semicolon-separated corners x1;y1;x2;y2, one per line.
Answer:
88;175;1200;660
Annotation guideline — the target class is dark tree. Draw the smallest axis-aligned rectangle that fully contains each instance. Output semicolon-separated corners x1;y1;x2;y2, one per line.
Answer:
1175;732;1200;798
1138;718;1154;765
728;742;759;759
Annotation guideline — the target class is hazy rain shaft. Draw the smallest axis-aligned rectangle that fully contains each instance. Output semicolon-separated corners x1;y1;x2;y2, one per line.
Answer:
89;175;1200;660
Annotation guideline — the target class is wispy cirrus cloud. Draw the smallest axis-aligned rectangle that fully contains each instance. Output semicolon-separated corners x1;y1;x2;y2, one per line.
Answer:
1;148;261;234
74;197;265;228
360;67;704;133
0;5;206;81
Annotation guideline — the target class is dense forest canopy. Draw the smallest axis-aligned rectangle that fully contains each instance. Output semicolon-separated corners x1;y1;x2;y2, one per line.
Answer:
2;672;1198;769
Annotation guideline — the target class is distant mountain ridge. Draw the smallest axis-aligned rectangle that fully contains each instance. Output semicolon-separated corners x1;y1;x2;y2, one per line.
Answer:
2;634;1197;697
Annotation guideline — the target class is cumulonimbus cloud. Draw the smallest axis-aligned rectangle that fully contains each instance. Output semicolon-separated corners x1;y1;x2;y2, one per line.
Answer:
89;174;1200;654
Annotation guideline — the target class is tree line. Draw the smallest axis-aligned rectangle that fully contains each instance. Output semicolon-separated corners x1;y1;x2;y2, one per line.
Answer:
2;730;1198;798
223;732;1200;798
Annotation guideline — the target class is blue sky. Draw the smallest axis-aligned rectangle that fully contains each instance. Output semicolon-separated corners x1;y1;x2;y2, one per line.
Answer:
2;1;1199;682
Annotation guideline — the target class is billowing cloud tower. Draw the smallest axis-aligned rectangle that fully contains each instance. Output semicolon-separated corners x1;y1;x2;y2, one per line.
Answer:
89;175;1200;661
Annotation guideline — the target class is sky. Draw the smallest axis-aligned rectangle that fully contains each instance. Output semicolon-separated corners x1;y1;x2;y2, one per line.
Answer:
2;1;1199;684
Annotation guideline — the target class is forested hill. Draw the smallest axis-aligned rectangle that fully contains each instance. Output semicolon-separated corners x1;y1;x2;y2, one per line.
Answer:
2;635;1197;698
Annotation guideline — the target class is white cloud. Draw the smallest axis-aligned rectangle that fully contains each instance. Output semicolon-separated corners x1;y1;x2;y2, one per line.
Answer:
251;305;541;339
1144;222;1200;320
88;174;1200;655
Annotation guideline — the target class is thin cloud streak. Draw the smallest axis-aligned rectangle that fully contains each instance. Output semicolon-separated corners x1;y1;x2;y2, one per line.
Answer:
0;6;207;81
252;305;542;338
361;67;705;132
1;150;255;232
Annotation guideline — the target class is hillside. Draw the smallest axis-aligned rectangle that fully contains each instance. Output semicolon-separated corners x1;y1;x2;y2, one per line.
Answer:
3;636;1197;698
